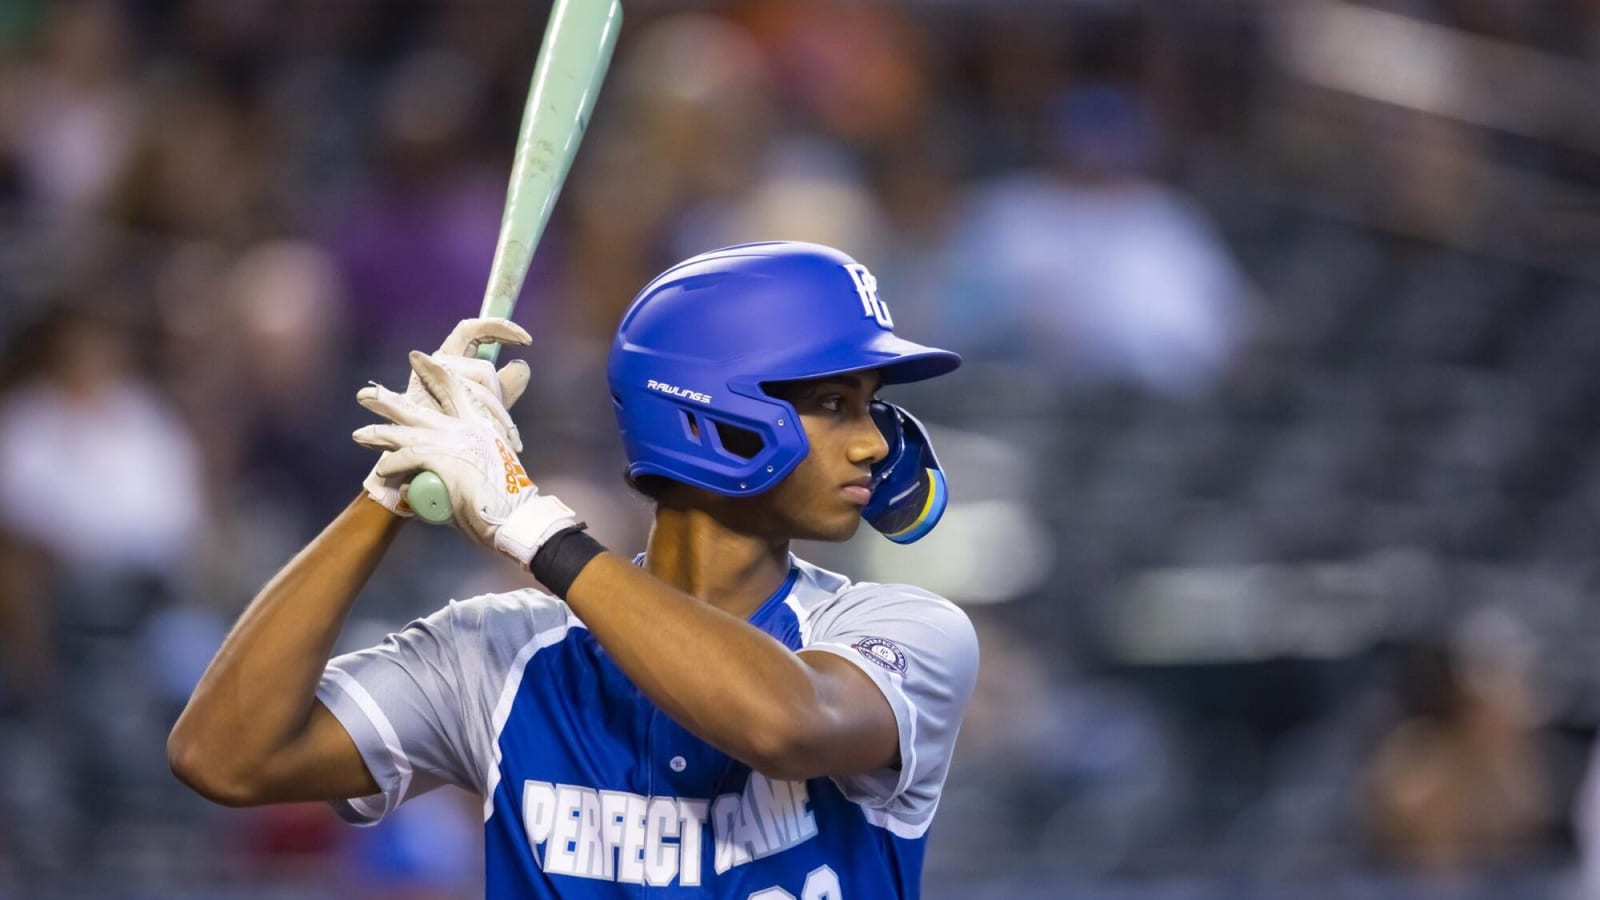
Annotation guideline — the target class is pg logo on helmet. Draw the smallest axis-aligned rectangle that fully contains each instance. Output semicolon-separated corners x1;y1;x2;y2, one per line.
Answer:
845;263;893;329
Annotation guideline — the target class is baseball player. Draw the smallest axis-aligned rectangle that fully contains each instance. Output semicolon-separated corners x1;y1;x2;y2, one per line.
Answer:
171;241;979;898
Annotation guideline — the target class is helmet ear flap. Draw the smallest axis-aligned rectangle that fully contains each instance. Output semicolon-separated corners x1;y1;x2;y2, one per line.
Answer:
862;401;948;543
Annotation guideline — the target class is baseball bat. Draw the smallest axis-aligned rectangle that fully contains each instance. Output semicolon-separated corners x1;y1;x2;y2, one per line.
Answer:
406;0;622;524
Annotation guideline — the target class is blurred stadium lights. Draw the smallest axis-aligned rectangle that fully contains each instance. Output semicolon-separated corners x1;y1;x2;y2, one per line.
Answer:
1273;0;1600;152
1247;0;1600;282
1105;558;1397;664
1102;551;1600;729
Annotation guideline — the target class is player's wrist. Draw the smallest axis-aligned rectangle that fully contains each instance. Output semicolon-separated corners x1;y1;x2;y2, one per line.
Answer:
363;467;414;518
493;492;582;568
528;524;607;598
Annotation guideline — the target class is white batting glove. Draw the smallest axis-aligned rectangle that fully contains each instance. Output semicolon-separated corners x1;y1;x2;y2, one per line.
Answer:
353;352;579;567
362;318;533;517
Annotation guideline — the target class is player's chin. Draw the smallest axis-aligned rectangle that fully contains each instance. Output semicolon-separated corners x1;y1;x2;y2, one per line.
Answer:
806;511;864;543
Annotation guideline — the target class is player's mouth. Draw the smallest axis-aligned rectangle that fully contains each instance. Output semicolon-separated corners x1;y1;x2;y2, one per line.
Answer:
841;476;872;506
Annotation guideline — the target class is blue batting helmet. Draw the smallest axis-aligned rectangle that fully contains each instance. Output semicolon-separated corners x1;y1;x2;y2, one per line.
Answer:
607;241;959;542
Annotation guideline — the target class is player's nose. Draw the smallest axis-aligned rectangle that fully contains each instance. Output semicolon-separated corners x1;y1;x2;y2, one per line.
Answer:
846;408;889;468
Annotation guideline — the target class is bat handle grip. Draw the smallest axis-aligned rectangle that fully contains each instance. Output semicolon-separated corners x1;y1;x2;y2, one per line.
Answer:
405;473;453;524
403;341;502;526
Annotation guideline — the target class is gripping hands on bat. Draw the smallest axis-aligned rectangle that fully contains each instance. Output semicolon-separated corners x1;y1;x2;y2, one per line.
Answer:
359;318;531;517
355;324;579;567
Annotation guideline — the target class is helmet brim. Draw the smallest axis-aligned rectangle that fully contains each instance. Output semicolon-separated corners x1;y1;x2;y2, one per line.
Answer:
759;332;961;387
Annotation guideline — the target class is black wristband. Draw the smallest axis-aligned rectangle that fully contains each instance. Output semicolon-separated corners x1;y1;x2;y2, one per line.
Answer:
529;524;606;598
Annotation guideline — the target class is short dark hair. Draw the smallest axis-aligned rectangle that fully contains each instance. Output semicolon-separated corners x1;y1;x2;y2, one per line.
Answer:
624;469;675;503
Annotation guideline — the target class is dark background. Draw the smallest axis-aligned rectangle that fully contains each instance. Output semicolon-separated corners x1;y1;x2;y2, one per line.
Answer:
1;0;1598;897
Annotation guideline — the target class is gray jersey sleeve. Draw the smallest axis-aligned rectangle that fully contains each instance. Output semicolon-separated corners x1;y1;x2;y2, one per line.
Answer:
800;583;979;836
315;588;574;825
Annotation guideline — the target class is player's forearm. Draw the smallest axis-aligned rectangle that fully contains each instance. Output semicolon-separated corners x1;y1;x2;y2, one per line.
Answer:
563;552;860;778
169;494;403;800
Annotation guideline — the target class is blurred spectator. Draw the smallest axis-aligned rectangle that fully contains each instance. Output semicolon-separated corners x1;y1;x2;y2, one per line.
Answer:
108;76;279;242
226;239;365;524
737;0;936;154
568;13;776;339
329;49;518;363
0;1;138;223
945;84;1256;398
1364;612;1549;874
0;303;203;575
0;300;205;875
713;135;891;264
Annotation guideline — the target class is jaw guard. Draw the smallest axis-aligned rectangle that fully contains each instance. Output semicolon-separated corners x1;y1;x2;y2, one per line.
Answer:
862;401;948;544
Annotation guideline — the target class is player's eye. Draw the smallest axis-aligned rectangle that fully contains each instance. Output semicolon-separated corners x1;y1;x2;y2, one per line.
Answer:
818;395;845;413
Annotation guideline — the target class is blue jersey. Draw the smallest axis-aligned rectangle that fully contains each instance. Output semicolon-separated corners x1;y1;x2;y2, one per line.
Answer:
317;556;979;898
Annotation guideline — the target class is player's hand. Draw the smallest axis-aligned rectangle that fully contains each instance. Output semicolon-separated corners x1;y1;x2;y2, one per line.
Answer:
362;318;533;517
353;353;579;567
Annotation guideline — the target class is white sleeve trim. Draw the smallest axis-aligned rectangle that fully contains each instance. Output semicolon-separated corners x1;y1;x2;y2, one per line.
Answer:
346;792;385;821
323;666;414;822
860;803;933;840
480;614;581;821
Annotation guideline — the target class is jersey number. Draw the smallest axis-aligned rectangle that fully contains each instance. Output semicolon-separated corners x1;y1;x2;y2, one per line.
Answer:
748;864;842;900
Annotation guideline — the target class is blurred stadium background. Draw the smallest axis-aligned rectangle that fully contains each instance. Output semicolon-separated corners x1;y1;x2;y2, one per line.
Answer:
2;0;1599;897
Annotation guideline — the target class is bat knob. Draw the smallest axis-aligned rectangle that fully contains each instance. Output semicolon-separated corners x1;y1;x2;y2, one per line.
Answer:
405;471;454;524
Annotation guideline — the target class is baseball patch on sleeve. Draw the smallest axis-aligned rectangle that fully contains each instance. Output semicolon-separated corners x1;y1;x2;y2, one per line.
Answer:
852;637;908;675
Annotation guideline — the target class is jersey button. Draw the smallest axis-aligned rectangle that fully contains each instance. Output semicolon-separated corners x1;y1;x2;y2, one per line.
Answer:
669;755;687;772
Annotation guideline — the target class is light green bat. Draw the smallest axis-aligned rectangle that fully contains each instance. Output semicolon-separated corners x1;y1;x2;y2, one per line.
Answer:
406;0;623;524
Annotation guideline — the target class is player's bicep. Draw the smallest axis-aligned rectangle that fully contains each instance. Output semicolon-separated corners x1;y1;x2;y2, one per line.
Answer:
803;586;980;822
798;649;902;776
251;700;381;804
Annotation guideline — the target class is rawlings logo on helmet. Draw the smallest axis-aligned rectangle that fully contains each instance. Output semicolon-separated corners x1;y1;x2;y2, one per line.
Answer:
646;379;713;404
